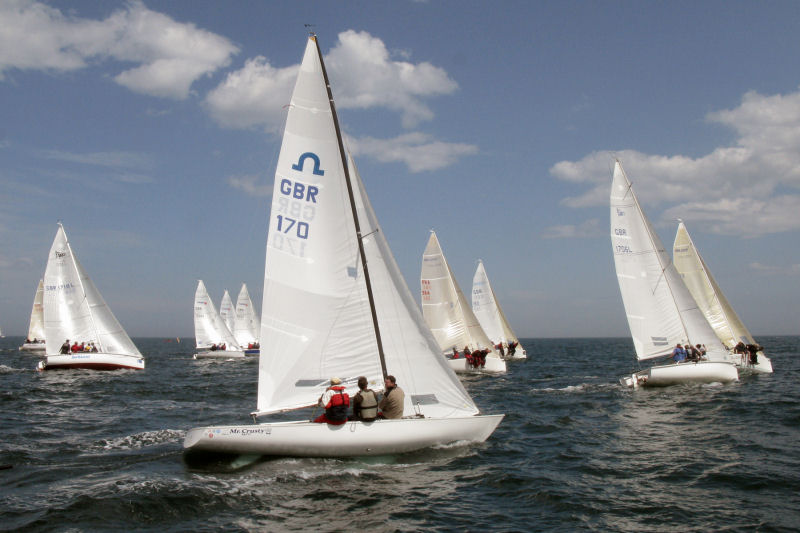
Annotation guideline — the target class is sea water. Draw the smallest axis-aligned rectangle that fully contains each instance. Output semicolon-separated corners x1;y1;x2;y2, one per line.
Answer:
1;336;798;531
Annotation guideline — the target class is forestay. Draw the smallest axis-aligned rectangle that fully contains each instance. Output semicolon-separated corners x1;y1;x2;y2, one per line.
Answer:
43;224;141;357
610;161;727;362
255;38;477;418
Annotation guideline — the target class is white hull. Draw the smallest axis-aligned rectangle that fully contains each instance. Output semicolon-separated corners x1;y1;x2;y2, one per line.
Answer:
447;356;506;374
37;352;145;371
20;343;46;353
505;348;527;360
194;350;246;359
184;415;504;457
727;352;773;374
620;360;738;387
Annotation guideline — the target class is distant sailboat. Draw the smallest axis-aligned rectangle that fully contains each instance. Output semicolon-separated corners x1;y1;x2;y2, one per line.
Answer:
232;283;260;355
184;34;502;457
193;280;244;358
673;221;773;374
610;161;737;387
219;290;236;334
38;223;144;371
421;231;506;373
19;279;46;353
472;260;526;360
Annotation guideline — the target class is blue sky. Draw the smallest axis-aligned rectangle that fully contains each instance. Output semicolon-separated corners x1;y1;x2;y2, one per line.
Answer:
1;0;799;338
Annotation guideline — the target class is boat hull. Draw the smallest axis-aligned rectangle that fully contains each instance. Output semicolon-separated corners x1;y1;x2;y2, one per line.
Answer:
621;361;738;387
19;343;46;353
447;356;506;373
505;349;527;361
193;350;246;359
184;414;504;457
37;352;145;371
727;352;773;374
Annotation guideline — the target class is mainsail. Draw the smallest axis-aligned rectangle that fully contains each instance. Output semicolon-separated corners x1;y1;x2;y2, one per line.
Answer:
232;283;259;347
610;161;727;362
43;224;141;357
421;232;498;356
472;260;520;347
194;280;240;350
255;36;477;418
26;279;46;341
219;290;236;333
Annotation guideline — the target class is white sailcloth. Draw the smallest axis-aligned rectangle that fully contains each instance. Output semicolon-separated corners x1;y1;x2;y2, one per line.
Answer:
673;222;758;349
43;224;141;357
194;280;240;350
610;161;728;362
233;283;260;347
255;37;478;418
219;290;236;333
421;232;499;357
26;279;46;341
472;260;521;348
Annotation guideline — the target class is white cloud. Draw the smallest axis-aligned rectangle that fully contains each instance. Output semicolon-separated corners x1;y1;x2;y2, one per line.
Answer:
205;30;457;131
550;86;800;237
40;149;153;169
0;0;237;98
348;132;478;173
227;174;272;197
749;262;800;276
541;218;603;239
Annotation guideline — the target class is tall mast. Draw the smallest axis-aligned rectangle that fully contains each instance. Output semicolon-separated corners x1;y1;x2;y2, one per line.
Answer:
311;35;388;379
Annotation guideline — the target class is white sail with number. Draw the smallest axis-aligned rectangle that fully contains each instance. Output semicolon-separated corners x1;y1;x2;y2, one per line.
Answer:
232;283;260;349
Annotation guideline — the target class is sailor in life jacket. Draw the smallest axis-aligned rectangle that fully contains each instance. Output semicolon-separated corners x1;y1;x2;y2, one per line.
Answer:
314;377;350;425
352;376;379;422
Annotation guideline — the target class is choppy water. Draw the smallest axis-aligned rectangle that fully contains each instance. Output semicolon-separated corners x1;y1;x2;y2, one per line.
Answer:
1;336;798;532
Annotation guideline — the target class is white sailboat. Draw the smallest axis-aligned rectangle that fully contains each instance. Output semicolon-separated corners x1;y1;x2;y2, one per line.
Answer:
232;283;260;355
19;279;46;353
184;34;503;457
219;290;236;334
673;221;773;374
472;260;527;360
38;223;144;371
610;161;738;387
193;280;244;358
420;232;507;373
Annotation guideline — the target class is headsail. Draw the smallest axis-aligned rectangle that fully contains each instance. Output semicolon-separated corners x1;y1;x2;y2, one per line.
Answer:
472;260;520;347
43;224;140;357
219;290;236;333
610;161;727;361
255;36;477;418
673;221;755;349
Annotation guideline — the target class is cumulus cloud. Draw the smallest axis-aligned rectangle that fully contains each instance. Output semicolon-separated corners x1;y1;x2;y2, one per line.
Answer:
205;30;458;131
0;0;237;98
541;218;603;239
227;174;272;197
348;132;478;173
549;87;800;237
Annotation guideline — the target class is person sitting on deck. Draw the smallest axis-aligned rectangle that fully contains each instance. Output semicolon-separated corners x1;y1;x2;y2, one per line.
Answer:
314;377;350;425
351;376;379;422
672;343;687;363
496;342;505;357
686;344;701;362
507;341;518;357
60;340;70;354
378;375;405;419
451;347;460;359
71;341;80;353
746;344;760;365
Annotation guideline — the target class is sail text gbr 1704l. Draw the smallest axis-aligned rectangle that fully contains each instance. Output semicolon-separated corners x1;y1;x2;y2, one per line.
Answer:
183;35;503;457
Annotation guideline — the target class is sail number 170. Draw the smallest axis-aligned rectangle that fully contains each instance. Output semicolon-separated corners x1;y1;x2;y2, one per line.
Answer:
275;215;309;239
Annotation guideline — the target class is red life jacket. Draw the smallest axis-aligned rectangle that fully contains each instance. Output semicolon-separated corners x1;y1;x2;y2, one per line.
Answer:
325;386;350;422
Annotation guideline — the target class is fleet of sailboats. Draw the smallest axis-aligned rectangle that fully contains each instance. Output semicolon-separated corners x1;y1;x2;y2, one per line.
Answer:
610;161;738;387
472;260;527;360
183;34;503;457
673;221;773;374
19;279;46;353
420;231;507;373
193;280;245;359
38;224;144;371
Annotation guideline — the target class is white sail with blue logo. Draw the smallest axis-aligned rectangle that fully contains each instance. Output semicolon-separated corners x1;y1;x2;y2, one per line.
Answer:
184;35;502;457
610;160;737;387
38;223;144;371
673;221;773;373
471;260;526;360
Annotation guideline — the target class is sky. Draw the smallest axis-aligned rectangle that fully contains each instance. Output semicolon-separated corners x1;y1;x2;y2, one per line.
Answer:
1;0;799;339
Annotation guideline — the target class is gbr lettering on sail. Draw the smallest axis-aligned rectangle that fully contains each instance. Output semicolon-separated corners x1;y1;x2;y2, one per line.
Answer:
271;152;322;258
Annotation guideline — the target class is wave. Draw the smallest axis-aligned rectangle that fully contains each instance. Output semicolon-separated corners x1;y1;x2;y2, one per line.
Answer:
93;429;185;450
